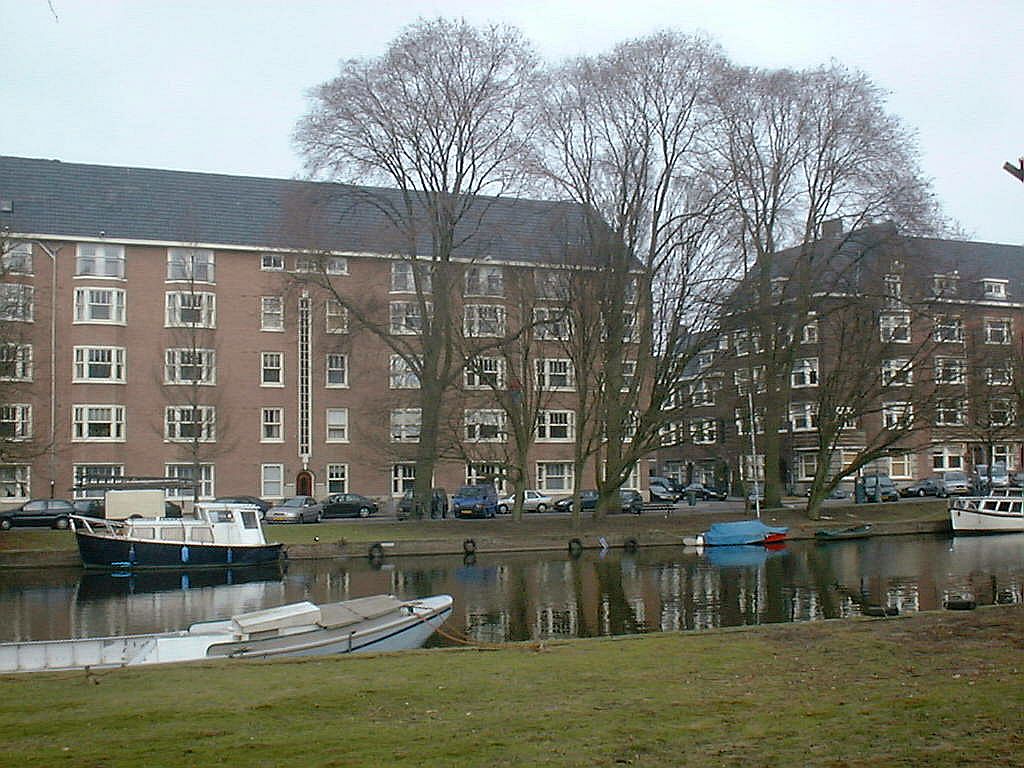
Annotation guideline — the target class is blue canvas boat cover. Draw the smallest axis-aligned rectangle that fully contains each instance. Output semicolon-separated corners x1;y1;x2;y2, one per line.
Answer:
703;519;788;547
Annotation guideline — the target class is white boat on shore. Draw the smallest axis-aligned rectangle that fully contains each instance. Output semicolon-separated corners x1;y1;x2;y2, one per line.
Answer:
0;593;453;674
949;488;1024;533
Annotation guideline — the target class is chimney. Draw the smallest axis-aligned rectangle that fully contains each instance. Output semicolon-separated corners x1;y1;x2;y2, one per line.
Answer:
821;218;843;238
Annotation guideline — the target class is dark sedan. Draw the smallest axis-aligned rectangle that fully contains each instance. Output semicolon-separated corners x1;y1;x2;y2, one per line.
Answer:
0;499;75;530
683;483;728;501
554;489;643;514
322;493;379;519
899;477;948;498
214;495;272;518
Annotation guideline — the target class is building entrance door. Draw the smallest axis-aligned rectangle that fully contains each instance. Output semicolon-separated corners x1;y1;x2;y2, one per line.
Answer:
296;471;313;496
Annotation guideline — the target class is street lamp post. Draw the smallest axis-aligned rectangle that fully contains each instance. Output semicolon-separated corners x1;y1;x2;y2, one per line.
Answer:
34;242;60;498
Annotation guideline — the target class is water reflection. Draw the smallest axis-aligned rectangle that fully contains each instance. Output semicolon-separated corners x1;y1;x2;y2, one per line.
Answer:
0;533;1021;645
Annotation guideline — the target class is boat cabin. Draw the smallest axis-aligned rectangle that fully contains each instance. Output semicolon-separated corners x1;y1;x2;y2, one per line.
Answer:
74;502;269;547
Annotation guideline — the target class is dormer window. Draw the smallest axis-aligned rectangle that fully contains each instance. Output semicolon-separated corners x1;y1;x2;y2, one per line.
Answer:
932;273;959;297
883;274;902;306
982;279;1008;299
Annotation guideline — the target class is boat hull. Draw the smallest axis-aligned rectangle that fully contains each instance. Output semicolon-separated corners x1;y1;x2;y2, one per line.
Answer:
950;505;1024;533
686;519;789;547
75;530;284;570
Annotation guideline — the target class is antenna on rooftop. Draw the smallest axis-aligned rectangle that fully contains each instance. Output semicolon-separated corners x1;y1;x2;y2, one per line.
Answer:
1004;157;1024;183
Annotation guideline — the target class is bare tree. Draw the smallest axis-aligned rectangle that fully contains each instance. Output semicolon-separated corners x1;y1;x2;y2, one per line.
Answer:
530;30;733;522
706;63;940;508
293;18;538;517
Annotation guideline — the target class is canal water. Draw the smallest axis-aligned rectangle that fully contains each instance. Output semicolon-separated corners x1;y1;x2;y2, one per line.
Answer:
1;533;1021;645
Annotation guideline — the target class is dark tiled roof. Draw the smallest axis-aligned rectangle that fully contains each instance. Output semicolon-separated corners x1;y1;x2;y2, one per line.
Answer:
0;156;590;265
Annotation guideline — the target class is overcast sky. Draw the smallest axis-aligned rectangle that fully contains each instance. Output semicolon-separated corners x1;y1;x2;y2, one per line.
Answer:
3;0;1021;244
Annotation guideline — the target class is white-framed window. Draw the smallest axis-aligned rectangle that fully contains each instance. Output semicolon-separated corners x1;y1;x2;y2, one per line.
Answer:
734;408;765;436
389;301;429;335
536;358;574;390
165;291;215;327
888;453;914;480
0;344;32;381
0;284;33;322
326;408;349;443
261;296;284;331
621;360;637;391
988;399;1015;427
390;261;432;293
606;311;639;343
991;444;1016;471
659;421;684;446
533;307;570;340
933;315;963;343
789;402;817;432
932;273;959;297
883;273;902;306
982;279;1008;299
689;418;718;444
984;318;1011;345
770;276;789;299
465;409;506;442
935;399;966;426
464;357;504;390
165;406;216;442
882;402;913;430
391;463;416;495
464;265;504;297
0;405;32;439
932;445;964;472
261;253;285;271
74;346;126;383
534;269;569;300
261;352;283;386
0;464;30;500
537;410;574;442
389;355;420;389
801;319;819;345
934;357;966;385
165;463;214;499
537;462;573;493
690;380;716;407
732;329;759;356
326;353;348;387
327;464;348;494
741;454;765;482
791;358;819;388
2;242;32;274
167;248;215;283
880;312;910;343
72;405;125;442
261;407;283;442
836;406;858;431
987;363;1013;386
796;451;818;481
325;300;348;333
73;464;124;498
881;358;913;387
74;287;124;324
390;409;421;442
261;464;284;498
75;243;124;278
466;464;505;493
165;348;215;385
324;256;347;275
695;351;714;370
733;366;766;395
464;304;505;337
295;255;345;274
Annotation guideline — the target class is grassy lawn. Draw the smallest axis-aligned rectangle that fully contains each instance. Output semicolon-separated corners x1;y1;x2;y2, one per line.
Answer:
0;606;1019;767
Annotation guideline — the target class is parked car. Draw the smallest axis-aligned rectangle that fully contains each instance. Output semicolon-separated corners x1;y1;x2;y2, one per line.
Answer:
619;489;644;515
214;495;271;518
900;477;948;498
72;498;106;519
498;490;553;514
554;489;599;513
321;493;378;519
859;475;900;502
940;471;971;495
682;483;728;501
973;464;1009;492
553;489;641;514
803;487;851;500
264;496;322;524
397;488;449;519
0;499;75;530
451;484;498;519
1011;471;1024;488
648;476;680;503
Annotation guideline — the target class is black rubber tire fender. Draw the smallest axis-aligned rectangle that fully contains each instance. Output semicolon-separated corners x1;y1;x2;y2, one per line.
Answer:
568;538;584;557
462;538;477;555
368;542;385;559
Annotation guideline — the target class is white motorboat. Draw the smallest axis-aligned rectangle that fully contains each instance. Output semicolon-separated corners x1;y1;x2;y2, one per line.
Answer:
0;593;453;674
949;488;1024;533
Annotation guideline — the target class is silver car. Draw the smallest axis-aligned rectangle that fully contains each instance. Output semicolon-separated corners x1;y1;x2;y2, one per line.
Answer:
264;496;323;523
497;490;553;513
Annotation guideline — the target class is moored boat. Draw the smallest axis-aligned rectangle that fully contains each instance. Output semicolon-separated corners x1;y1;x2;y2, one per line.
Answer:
683;519;788;547
71;502;283;569
949;489;1024;534
814;524;873;541
0;593;454;673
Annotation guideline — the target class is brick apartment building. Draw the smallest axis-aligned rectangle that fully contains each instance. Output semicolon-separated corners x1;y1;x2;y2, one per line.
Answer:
655;227;1024;495
0;156;645;506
